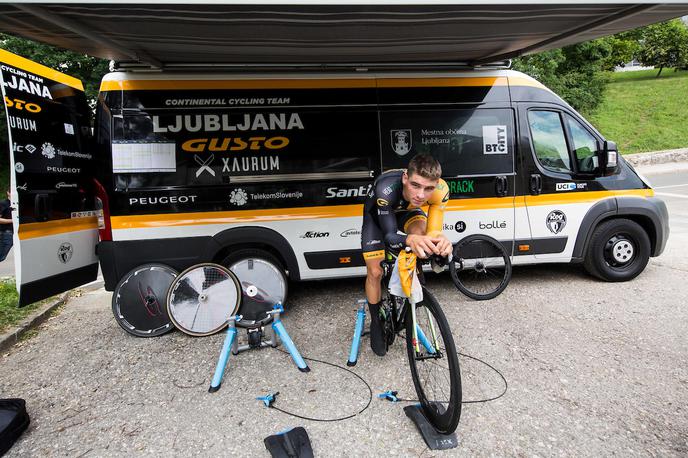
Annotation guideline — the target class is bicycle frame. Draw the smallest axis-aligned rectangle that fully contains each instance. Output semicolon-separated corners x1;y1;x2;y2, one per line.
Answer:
380;253;442;358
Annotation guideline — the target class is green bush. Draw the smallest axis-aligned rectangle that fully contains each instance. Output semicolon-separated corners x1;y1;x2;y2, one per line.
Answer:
513;40;611;112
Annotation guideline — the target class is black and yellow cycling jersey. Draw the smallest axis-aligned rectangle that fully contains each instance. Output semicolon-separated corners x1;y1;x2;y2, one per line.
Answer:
361;170;449;260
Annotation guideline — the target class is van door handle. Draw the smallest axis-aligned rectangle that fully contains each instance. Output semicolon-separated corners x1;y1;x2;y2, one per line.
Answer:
529;174;542;195
34;193;50;222
495;176;508;197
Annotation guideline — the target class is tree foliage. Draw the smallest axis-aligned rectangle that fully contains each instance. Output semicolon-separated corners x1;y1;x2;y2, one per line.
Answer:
636;19;688;76
512;40;611;112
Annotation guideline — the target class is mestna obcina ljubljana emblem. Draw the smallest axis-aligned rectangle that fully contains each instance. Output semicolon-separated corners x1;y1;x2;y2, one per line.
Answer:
391;129;412;156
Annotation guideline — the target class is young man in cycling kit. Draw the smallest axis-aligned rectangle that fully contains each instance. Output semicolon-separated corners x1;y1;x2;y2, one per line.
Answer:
361;153;452;356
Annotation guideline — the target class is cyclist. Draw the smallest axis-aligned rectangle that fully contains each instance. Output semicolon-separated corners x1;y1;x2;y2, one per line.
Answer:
361;153;452;356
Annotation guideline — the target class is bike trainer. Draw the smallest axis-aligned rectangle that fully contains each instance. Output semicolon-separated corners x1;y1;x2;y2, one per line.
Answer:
209;303;309;392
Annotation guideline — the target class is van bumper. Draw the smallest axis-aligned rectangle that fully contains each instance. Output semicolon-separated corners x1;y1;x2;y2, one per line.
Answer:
616;195;669;257
648;197;669;257
96;237;213;291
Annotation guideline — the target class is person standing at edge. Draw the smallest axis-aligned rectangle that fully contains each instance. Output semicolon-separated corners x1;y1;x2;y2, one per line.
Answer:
0;188;14;262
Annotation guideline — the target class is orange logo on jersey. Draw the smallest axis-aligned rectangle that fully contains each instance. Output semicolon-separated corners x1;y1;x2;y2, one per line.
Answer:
376;198;389;207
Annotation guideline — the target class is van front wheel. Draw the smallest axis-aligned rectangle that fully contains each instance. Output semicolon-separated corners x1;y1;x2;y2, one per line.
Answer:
584;219;651;282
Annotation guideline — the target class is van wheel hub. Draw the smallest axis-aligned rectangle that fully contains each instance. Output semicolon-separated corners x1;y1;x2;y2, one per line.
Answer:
605;235;635;266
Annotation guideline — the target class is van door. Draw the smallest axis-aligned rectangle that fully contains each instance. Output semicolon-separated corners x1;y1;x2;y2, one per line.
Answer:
519;104;603;260
1;49;98;306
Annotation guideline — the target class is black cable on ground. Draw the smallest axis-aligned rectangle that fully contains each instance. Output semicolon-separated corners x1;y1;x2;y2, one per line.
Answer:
395;334;508;405
457;351;508;404
267;348;373;422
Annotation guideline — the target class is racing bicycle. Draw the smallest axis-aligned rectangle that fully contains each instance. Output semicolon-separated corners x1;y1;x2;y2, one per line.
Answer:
378;248;462;434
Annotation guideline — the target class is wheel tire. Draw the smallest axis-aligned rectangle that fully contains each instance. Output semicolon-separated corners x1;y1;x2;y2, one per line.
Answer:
220;249;288;325
584;219;651;282
406;288;462;434
449;234;512;300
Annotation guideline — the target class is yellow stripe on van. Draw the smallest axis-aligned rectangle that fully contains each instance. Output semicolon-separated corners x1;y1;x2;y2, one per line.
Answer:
18;217;98;240
111;204;365;229
507;76;551;91
0;49;84;91
100;76;511;92
376;77;507;88
110;189;654;230
99;79;378;92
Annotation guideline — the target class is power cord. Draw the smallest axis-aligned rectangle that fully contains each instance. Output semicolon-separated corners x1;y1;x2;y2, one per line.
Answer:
259;348;373;422
260;347;507;422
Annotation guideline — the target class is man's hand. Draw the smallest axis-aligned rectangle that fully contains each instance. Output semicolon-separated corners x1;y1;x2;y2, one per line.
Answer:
431;234;453;257
406;233;440;258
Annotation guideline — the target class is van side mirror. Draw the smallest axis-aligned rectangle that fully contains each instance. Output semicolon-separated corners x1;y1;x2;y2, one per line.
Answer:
601;140;618;172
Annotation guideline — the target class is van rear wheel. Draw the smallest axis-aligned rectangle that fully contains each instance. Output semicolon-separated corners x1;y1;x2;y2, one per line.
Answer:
584;219;651;282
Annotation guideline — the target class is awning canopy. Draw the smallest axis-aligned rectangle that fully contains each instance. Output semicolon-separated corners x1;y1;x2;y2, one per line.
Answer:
1;2;688;70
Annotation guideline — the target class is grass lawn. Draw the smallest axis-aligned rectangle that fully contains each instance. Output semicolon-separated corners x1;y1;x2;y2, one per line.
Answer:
584;69;688;154
0;278;44;333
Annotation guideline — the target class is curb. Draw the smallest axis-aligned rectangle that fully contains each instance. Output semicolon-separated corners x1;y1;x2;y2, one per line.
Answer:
624;148;688;167
0;279;105;353
0;292;69;353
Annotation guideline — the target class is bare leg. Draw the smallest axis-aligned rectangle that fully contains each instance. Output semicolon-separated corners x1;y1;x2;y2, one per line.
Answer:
364;257;383;304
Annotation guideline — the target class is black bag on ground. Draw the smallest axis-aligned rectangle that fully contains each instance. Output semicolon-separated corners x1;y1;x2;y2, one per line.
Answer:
0;399;30;456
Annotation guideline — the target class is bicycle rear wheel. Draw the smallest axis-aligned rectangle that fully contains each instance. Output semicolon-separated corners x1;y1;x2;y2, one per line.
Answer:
449;234;512;300
405;288;461;434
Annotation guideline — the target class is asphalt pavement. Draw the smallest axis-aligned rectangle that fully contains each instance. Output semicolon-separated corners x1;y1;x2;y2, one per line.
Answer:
1;163;687;456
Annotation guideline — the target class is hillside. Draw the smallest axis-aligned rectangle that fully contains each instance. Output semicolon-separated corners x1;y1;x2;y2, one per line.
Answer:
584;69;688;154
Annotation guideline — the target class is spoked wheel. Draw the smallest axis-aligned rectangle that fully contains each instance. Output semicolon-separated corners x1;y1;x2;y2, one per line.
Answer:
405;288;461;434
166;263;241;336
449;234;512;300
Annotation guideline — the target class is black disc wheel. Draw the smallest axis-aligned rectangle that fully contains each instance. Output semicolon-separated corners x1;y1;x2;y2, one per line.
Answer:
449;234;512;300
167;263;241;336
112;264;177;337
406;289;462;434
221;249;287;328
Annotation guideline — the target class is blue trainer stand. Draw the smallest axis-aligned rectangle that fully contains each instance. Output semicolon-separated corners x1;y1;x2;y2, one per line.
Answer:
347;299;368;366
209;303;309;393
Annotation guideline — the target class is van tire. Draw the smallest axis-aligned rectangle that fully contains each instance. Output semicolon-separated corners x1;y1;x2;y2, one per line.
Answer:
220;248;288;305
584;219;651;282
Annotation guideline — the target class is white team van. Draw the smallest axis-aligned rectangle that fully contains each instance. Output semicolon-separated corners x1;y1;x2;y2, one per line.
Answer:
1;49;669;305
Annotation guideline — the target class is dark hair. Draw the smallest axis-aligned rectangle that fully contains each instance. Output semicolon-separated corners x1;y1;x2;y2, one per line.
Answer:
407;153;441;180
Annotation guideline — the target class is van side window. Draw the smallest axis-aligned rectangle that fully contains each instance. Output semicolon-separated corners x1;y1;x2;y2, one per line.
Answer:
380;108;515;176
528;110;572;173
565;115;599;173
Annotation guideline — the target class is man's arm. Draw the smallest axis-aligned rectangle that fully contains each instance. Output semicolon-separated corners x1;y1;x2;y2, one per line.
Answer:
0;218;12;224
425;179;452;256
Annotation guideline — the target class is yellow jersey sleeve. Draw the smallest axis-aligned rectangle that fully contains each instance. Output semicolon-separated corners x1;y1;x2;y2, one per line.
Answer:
426;178;449;237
